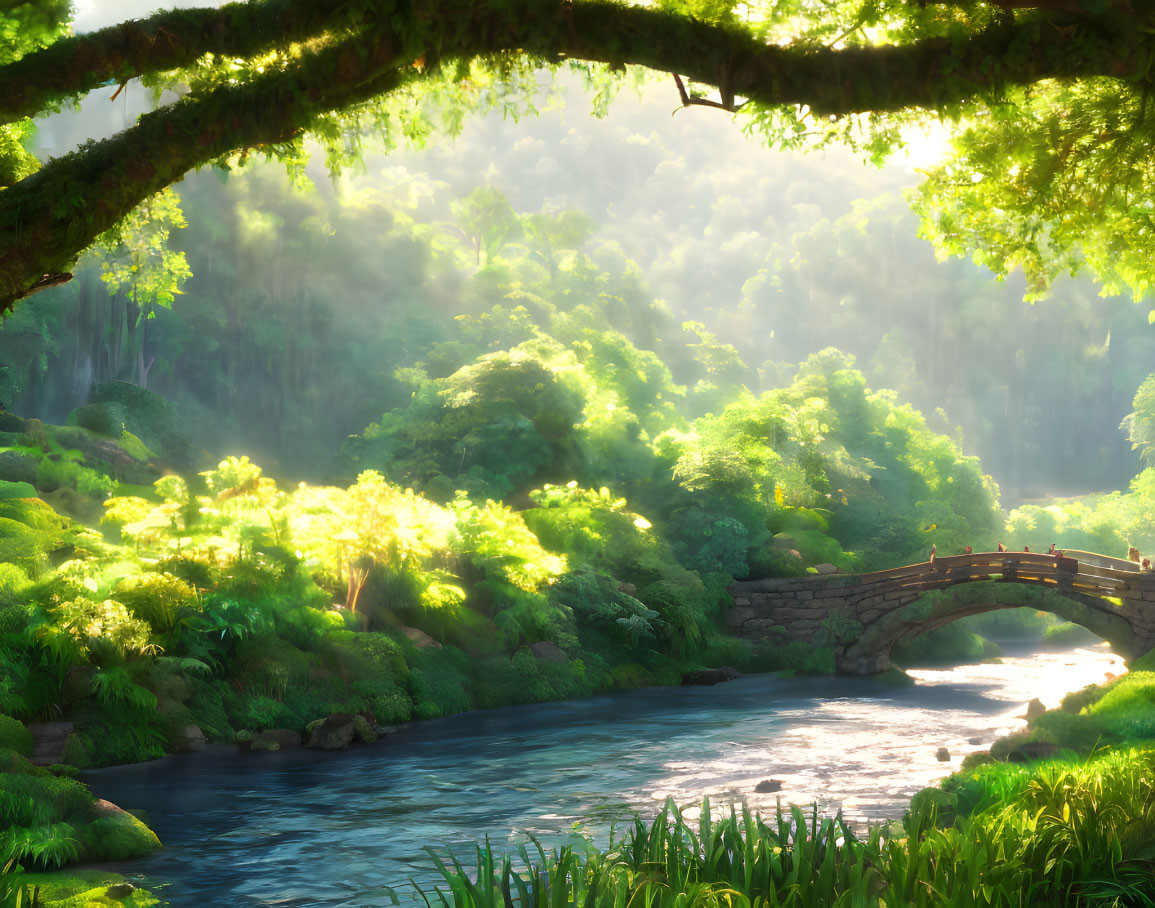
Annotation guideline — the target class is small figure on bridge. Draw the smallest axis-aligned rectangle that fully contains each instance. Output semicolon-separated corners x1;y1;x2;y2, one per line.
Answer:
1024;545;1030;553
1129;546;1142;563
1144;558;1152;572
1048;543;1056;555
964;545;972;554
997;542;1006;552
929;544;936;563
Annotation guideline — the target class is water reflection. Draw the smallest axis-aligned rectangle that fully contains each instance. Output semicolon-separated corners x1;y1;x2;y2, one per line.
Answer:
88;644;1123;905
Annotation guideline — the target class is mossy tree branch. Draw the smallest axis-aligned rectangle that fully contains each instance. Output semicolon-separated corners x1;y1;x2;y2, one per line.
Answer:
1;0;1150;308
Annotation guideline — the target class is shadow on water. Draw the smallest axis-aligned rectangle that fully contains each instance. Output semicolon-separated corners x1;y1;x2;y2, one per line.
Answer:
86;645;1124;906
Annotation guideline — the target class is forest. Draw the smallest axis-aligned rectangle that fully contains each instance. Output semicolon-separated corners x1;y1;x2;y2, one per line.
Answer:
3;0;1155;904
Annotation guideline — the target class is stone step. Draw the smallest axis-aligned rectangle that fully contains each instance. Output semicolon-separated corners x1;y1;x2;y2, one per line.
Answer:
26;720;74;766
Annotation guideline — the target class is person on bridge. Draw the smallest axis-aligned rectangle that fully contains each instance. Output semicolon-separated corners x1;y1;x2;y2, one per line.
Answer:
1048;543;1056;555
964;545;972;554
997;542;1006;552
1024;545;1030;553
929;544;936;563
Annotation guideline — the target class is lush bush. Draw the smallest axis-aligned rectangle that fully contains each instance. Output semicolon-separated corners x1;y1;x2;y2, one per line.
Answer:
0;714;32;756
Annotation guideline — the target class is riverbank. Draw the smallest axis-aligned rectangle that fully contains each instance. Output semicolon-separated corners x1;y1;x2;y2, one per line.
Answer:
69;644;1122;904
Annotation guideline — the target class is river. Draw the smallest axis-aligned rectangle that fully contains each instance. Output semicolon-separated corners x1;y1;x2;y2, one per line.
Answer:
87;643;1124;906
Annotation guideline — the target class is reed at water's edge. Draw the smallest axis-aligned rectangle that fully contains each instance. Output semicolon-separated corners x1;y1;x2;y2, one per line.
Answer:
420;747;1155;907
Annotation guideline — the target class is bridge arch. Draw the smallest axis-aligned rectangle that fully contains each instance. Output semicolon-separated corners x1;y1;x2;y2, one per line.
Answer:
840;583;1133;674
727;551;1155;674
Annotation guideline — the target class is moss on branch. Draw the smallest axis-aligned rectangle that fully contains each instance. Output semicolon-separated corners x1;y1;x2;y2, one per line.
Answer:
0;0;1148;306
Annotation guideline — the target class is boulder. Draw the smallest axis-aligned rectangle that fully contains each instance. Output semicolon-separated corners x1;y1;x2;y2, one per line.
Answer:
681;666;741;686
1025;698;1046;720
80;799;162;862
935;747;951;762
0;450;38;485
106;883;137;900
63;665;96;704
754;779;784;793
251;729;302;752
528;641;567;663
170;724;206;753
1007;740;1061;763
814;563;841;575
306;714;357;750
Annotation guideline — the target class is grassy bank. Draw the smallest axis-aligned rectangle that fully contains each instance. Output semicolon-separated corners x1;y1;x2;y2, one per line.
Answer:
420;748;1155;906
418;669;1155;906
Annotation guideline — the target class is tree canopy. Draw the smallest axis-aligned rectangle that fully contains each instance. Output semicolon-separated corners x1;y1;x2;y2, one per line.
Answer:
2;0;1155;310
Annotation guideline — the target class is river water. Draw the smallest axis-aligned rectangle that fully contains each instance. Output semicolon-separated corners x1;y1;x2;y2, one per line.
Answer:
88;644;1124;906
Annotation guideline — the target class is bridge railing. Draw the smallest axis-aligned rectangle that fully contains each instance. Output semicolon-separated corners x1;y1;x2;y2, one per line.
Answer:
835;551;1138;596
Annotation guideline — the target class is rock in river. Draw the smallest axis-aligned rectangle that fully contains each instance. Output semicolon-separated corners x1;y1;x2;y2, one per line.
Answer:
681;667;741;686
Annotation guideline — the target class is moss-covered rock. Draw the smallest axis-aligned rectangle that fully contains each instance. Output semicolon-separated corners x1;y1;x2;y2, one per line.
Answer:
77;800;162;862
0;449;38;485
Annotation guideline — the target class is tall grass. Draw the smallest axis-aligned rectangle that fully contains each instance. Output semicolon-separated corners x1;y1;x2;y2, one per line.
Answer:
419;748;1155;907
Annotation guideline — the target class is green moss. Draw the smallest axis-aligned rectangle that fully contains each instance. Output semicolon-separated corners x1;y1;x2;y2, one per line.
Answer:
1129;648;1155;672
0;479;36;499
0;713;33;756
19;869;162;906
1043;621;1100;646
609;662;654;688
117;430;154;462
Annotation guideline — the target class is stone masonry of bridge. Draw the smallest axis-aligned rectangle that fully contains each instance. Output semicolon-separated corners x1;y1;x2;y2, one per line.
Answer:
727;551;1155;674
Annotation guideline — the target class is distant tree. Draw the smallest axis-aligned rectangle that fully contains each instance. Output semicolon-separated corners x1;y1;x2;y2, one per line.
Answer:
1122;374;1155;465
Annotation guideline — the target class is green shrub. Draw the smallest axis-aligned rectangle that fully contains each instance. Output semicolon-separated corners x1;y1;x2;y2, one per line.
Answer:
351;677;413;724
701;634;755;670
70;708;165;767
409;648;472;720
609;662;654;688
186;678;236;742
0;714;33;756
0;774;94;827
0;747;42;776
1;822;81;870
114;571;199;636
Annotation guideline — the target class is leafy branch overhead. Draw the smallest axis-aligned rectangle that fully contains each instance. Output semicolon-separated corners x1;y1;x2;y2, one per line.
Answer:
1;0;1154;308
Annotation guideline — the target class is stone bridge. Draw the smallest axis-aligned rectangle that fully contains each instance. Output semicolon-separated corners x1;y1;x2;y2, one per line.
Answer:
727;550;1155;674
